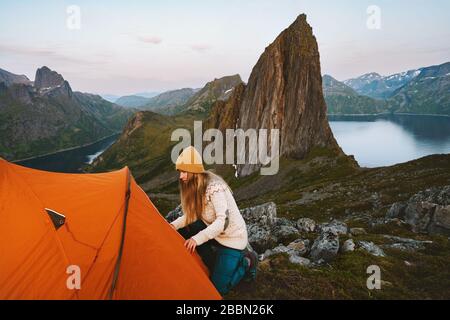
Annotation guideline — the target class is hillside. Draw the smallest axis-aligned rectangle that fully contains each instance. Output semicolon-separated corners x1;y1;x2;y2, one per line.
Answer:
324;62;450;115
323;75;388;114
87;14;450;300
0;66;134;160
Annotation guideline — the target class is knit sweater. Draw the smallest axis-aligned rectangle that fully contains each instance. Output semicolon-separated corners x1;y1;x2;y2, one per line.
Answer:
170;177;248;250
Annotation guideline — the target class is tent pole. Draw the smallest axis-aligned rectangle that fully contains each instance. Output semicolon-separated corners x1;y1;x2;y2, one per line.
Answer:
108;168;132;299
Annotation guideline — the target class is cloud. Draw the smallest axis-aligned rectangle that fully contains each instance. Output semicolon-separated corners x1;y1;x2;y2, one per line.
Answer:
0;44;105;65
138;35;163;44
190;44;212;53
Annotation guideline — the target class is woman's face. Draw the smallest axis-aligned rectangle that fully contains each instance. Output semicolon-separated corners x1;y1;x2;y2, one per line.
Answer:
179;171;189;182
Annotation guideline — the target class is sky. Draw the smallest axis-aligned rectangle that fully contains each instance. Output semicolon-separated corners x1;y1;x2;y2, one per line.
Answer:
1;0;449;96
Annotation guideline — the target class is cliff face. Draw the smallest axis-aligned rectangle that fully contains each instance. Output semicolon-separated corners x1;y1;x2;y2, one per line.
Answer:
34;66;65;90
209;14;341;176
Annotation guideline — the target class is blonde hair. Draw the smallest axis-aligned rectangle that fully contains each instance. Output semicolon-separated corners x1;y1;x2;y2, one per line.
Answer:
179;170;230;225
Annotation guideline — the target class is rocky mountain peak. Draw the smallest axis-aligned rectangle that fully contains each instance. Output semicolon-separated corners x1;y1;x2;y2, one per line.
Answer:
34;66;66;90
208;14;341;176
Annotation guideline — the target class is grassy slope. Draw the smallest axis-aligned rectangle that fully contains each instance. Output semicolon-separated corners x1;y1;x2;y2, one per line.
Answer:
89;112;450;299
221;148;450;299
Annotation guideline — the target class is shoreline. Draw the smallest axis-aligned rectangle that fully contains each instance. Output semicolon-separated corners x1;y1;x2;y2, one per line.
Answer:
12;132;120;163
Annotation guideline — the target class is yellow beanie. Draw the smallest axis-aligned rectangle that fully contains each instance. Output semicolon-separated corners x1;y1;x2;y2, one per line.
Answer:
175;146;205;173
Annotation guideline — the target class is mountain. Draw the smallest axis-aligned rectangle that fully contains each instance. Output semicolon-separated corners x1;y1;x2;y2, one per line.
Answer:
100;94;120;103
147;75;243;116
344;69;421;99
115;95;153;108
134;91;160;98
208;14;341;176
0;66;134;160
88;15;450;300
114;92;161;108
0;68;32;86
389;62;450;115
89;75;245;182
326;62;449;115
323;75;388;114
90;13;347;194
141;88;197;114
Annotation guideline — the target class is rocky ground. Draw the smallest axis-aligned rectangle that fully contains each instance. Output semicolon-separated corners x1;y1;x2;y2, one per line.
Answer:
165;150;450;299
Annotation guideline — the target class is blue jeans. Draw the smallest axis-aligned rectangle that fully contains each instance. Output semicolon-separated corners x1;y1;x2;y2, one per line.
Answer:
178;220;247;295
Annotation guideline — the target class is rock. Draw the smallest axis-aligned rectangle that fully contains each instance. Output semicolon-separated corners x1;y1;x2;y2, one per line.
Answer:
382;235;432;252
34;66;65;90
386;202;407;219
393;185;450;236
273;225;300;242
240;202;277;226
262;243;311;266
247;224;278;253
358;241;386;257
318;219;348;235
263;244;289;257
288;255;311;266
275;217;296;227
296;217;316;233
310;231;340;262
341;239;355;252
370;192;383;209
287;239;310;256
350;227;367;236
207;14;342;177
239;202;279;252
240;202;303;252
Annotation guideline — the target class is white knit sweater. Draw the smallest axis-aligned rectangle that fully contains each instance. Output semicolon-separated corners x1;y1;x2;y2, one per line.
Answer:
170;177;248;250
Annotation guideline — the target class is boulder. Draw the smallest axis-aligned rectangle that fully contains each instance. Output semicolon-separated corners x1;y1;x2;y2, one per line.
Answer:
273;224;300;242
247;224;278;253
262;243;311;266
287;239;310;256
341;239;355;252
318;219;348;235
393;185;450;236
288;255;311;266
240;202;277;226
310;231;340;262
358;241;386;257
382;235;432;252
296;217;316;233
386;202;407;219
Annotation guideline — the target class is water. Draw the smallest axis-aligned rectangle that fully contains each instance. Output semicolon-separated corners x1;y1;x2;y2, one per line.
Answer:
15;134;119;173
328;114;450;167
13;114;450;172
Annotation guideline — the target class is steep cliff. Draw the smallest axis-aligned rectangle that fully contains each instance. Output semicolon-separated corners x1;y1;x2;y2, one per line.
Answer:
209;14;341;176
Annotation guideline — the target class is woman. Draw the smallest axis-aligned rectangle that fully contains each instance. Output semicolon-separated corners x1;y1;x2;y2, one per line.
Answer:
169;146;257;295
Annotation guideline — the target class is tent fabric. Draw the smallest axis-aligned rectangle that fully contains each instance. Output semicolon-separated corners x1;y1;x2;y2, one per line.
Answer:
0;158;221;300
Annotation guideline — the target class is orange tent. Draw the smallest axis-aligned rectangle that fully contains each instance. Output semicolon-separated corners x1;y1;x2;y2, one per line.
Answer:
0;158;221;300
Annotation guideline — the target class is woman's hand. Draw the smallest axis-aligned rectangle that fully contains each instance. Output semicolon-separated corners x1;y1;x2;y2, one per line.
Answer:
184;238;197;253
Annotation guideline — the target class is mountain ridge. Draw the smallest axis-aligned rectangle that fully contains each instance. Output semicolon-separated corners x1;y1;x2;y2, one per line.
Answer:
0;66;134;160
